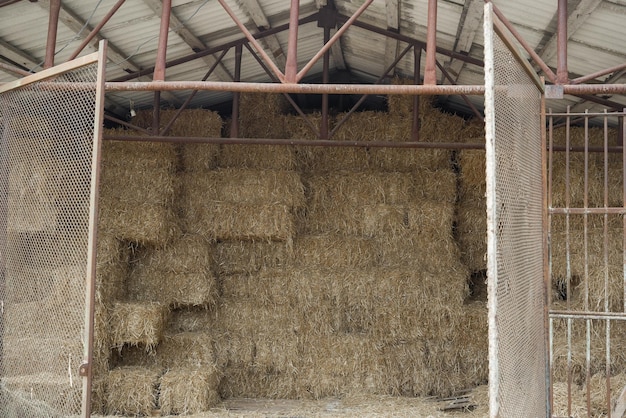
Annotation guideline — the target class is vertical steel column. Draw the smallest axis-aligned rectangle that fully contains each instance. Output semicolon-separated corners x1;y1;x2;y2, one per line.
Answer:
45;0;62;69
412;45;421;140
152;0;171;133
556;0;568;84
321;25;330;139
424;0;437;85
285;0;300;83
231;44;243;138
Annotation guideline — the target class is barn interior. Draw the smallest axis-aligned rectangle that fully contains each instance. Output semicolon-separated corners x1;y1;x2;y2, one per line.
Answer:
1;1;626;417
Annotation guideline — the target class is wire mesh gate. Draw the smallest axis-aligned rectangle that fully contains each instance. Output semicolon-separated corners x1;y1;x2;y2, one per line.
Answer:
0;50;105;417
484;3;549;416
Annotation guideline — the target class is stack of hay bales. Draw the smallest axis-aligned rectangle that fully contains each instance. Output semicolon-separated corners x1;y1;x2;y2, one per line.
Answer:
456;119;486;274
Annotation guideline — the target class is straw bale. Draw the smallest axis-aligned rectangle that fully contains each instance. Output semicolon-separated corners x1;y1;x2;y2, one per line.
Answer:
7;157;58;232
91;376;108;415
2;297;83;339
306;171;416;208
167;306;217;333
304;203;404;237
456;203;487;272
220;143;297;170
215;240;294;275
106;367;160;416
551;154;605;208
168;109;222;172
160;368;221;415
157;332;217;369
182;201;296;241
386;77;437;117
2;373;81;415
296;334;387;399
551;125;611;148
294;234;379;269
413;168;458;204
458;149;486;202
239;92;289;131
95;233;129;304
0;337;82;377
584;372;626;417
128;234;218;307
219;365;300;399
109;302;167;349
180;169;305;207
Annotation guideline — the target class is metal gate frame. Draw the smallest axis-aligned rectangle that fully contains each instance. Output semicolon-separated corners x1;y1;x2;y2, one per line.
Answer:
484;3;549;416
0;43;105;417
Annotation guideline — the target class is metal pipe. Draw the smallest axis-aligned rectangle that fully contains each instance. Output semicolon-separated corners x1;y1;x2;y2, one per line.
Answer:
550;311;626;320
285;0;300;83
153;0;171;81
551;207;626;215
230;44;242;138
152;91;160;133
68;0;126;60
412;45;421;140
571;62;626;85
321;25;330;139
161;49;230;136
103;114;151;135
556;0;568;84
217;0;285;82
491;3;557;83
102;133;486;149
424;0;437;85
105;80;486;95
296;0;374;82
563;84;626;95
45;0;62;69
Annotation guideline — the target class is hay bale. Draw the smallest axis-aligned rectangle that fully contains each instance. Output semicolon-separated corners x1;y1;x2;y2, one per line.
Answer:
386;77;436;117
294;234;379;269
219;143;296;170
2;298;83;339
166;307;216;333
219;365;299;399
109;302;167;350
0;337;82;378
169;109;223;172
457;203;487;272
159;368;221;415
585;372;626;417
1;373;81;415
458;149;486;202
215;241;294;275
128;234;218;307
95;233;129;304
157;332;217;369
99;135;180;245
413;167;458;204
91;376;108;415
106;367;160;416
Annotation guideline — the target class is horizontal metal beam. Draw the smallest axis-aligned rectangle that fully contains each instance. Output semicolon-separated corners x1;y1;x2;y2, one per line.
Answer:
104;80;486;95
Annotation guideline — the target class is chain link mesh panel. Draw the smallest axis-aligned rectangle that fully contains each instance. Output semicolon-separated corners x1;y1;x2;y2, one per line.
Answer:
0;62;99;417
485;6;547;417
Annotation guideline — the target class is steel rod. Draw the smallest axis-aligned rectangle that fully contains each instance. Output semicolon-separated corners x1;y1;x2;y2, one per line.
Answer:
563;84;626;95
68;0;126;60
230;44;242;138
153;0;171;81
550;311;626;320
45;0;62;69
571;62;626;85
550;207;626;215
556;0;568;84
321;25;330;139
285;0;300;83
102;134;486;149
424;0;437;85
413;45;421;140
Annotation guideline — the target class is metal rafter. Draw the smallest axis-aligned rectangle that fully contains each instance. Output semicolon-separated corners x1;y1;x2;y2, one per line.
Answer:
237;0;287;68
141;0;233;82
36;0;180;105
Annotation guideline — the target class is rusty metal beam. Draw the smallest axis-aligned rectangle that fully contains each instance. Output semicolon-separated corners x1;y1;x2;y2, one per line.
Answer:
556;0;568;84
153;0;171;82
321;25;330;139
68;0;126;60
105;80;486;95
230;44;242;138
412;45;421;140
424;0;437;85
44;0;61;69
285;0;300;83
571;63;626;85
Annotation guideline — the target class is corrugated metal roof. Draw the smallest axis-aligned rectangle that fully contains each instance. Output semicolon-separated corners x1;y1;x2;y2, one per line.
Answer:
0;0;625;121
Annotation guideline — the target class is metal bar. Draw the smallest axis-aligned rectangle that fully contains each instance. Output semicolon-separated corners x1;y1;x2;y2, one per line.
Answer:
102;133;486;149
436;59;484;121
556;0;568;84
550;311;626;320
563;84;626;95
68;0;126;61
161;48;230;136
285;0;299;83
153;0;171;81
296;0;374;82
331;42;414;138
105;80;486;95
109;14;319;83
551;208;626;215
424;0;437;85
0;61;31;77
603;111;612;418
548;111;626;117
217;0;285;82
231;44;242;138
491;3;557;83
82;38;107;418
623;109;626;315
584;112;591;418
152;91;160;133
571;62;626;85
571;94;626;111
103;114;151;135
45;0;62;69
412;45;421;140
321;25;330;139
541;91;552;418
550;145;625;154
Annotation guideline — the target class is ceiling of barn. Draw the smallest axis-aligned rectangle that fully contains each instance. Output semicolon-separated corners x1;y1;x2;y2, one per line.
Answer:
0;0;625;123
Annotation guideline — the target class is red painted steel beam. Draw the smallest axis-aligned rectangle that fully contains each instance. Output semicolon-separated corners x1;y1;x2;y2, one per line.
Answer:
412;45;421;139
424;0;437;85
321;25;330;139
44;0;61;69
556;0;568;84
153;0;171;81
285;0;300;83
571;62;626;85
230;44;242;138
68;0;126;60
